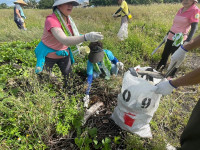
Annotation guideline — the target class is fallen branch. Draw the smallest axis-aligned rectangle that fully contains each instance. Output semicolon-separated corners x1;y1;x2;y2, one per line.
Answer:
82;101;104;125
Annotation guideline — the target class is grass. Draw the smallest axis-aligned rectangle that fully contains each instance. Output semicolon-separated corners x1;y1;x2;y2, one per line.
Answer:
0;3;200;149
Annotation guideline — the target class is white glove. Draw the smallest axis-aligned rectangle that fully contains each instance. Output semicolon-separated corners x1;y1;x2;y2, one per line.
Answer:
20;18;24;23
116;62;124;70
112;14;117;17
83;95;90;108
155;80;176;95
84;32;104;42
167;45;187;71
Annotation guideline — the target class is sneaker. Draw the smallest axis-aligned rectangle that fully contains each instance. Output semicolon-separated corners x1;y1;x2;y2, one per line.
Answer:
166;143;176;150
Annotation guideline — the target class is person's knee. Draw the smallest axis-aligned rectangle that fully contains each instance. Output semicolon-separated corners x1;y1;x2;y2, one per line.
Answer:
93;72;100;79
111;64;118;75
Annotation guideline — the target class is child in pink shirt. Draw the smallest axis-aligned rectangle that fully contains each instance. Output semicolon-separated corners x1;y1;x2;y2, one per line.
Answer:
157;0;199;77
35;0;103;88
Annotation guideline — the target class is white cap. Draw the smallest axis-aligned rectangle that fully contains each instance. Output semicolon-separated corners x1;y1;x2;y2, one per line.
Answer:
53;0;79;7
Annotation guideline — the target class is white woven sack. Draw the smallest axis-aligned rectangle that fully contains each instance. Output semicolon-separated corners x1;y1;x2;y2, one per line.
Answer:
111;70;162;138
117;22;128;41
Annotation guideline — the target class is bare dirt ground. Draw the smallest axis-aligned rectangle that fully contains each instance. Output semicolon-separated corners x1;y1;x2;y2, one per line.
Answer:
185;52;200;70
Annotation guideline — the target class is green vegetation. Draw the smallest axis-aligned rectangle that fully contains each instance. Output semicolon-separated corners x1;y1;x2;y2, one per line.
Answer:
0;4;200;149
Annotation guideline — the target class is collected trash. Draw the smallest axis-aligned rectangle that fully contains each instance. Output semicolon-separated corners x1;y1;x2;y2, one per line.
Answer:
111;67;162;138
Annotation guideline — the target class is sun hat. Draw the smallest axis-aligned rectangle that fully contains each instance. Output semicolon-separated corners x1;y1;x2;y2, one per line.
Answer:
88;42;104;64
194;0;198;2
14;0;28;6
53;0;79;7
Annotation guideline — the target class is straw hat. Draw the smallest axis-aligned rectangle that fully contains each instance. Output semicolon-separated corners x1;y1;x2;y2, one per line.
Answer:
53;0;79;7
14;0;28;6
88;42;104;64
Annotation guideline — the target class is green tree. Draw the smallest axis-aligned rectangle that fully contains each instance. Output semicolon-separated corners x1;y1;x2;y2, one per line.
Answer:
38;0;54;9
0;3;8;9
26;0;38;8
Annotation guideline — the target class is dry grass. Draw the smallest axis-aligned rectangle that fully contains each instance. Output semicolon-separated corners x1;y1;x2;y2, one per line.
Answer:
1;4;200;42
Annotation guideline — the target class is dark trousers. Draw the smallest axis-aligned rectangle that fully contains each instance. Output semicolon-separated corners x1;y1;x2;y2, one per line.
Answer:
14;19;25;30
157;39;179;77
179;99;200;150
44;56;72;87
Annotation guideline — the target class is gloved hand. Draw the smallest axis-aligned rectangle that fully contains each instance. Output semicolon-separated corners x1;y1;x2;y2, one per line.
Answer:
112;14;117;17
56;50;68;56
155;80;176;96
167;45;188;71
83;95;90;108
20;18;24;23
116;62;124;70
84;32;104;42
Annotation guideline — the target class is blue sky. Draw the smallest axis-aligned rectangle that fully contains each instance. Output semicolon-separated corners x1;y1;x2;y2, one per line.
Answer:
1;0;88;6
0;0;38;6
0;0;16;6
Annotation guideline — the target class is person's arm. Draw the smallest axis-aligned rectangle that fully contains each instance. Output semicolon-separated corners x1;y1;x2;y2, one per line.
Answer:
51;28;103;46
83;61;93;107
184;35;200;51
51;27;85;46
155;68;200;95
185;22;198;42
171;68;200;87
105;50;118;64
111;57;119;64
114;7;122;15
15;8;21;18
86;61;94;95
113;8;122;17
105;49;124;70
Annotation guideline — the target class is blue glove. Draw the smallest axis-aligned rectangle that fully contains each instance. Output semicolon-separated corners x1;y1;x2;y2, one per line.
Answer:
56;50;68;56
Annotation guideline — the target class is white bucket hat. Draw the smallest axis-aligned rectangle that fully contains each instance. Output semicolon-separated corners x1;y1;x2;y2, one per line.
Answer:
194;0;198;2
53;0;79;7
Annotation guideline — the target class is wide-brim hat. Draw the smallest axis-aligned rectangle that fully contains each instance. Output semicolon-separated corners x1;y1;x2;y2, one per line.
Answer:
14;0;28;6
53;0;79;7
88;46;104;64
194;0;198;2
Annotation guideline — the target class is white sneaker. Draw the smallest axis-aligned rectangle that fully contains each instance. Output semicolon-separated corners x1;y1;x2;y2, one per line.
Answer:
166;143;176;150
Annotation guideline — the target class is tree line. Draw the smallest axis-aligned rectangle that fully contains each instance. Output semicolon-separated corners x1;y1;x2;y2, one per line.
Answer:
0;0;184;9
90;0;180;5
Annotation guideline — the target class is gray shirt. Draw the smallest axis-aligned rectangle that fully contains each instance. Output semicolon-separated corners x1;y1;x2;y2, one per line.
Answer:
14;4;21;20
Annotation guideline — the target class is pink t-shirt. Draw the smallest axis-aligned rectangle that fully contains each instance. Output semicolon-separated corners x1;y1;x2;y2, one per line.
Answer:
42;13;74;59
168;4;200;41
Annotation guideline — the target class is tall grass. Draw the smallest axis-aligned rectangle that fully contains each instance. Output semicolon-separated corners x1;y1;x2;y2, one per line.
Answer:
1;4;200;42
